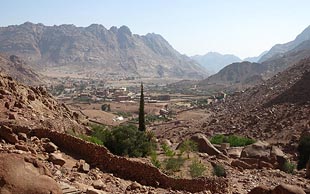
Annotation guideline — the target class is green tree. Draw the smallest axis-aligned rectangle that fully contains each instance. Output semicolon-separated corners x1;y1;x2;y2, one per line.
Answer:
138;82;146;131
297;134;310;170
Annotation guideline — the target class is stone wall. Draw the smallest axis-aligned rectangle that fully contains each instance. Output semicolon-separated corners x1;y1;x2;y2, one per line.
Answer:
32;128;229;193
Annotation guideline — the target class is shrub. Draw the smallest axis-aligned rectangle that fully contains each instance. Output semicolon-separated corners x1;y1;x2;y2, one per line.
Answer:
189;159;206;178
104;125;155;157
178;140;198;158
213;164;226;177
210;134;255;147
164;156;185;173
161;143;175;157
297;134;310;170
282;161;295;174
79;134;103;145
84;124;155;157
150;151;161;168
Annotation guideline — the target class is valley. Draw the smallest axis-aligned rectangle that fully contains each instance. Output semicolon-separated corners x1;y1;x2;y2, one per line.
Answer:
0;5;310;193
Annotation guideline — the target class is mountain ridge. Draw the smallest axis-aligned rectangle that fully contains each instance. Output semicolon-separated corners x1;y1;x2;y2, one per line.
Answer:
191;52;241;74
0;22;207;79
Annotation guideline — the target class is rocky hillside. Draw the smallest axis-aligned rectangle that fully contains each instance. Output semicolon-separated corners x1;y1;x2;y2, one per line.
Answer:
0;54;42;85
0;72;87;133
259;25;310;62
197;61;266;90
243;50;268;63
192;52;241;74
0;22;207;79
200;57;310;144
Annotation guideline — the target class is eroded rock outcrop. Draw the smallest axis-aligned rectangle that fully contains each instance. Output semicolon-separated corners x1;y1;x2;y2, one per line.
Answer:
0;153;62;194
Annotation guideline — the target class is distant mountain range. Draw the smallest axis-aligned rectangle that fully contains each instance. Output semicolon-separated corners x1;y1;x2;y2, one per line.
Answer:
259;25;310;63
243;51;268;63
191;52;241;74
197;25;310;91
0;22;207;79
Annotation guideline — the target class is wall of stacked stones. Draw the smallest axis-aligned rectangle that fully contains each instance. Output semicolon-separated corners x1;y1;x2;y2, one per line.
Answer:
32;128;229;193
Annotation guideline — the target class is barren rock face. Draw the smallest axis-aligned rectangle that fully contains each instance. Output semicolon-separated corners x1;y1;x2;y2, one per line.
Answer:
0;22;207;79
0;153;62;194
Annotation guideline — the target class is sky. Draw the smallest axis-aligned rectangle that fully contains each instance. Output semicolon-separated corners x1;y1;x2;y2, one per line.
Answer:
0;0;309;59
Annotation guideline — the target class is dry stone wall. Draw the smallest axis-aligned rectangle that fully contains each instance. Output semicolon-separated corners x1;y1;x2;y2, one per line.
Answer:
32;128;229;193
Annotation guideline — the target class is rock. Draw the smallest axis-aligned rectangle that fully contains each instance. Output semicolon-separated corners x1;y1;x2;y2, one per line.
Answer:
77;159;90;172
92;180;105;189
127;182;142;190
228;147;243;158
8;112;17;120
27;94;36;101
231;159;253;169
17;132;28;141
190;133;222;155
86;187;106;194
44;142;58;153
272;184;306;194
220;143;230;150
248;185;271;194
48;153;66;166
259;160;274;169
15;144;29;152
162;139;172;147
0;153;62;194
271;146;287;168
241;141;270;159
0;125;19;144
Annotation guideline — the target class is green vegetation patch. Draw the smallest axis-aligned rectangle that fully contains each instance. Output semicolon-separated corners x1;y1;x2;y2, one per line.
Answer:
210;134;255;147
81;124;155;157
189;159;206;178
297;134;310;170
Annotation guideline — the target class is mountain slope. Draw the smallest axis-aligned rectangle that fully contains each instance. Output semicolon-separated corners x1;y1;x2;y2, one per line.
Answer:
198;61;266;89
0;22;207;79
192;52;241;74
0;54;42;85
200;57;310;143
259;25;310;62
243;50;268;62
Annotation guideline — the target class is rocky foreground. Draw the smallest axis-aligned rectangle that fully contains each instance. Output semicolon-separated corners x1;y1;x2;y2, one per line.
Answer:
0;58;310;193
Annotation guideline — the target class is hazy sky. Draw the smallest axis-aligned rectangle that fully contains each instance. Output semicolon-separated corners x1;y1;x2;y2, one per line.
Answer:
1;0;309;59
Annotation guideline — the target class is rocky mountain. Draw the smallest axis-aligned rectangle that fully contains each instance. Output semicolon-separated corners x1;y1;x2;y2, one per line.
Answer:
243;50;268;62
262;39;310;77
0;54;42;85
0;22;207;79
0;72;87;133
199;57;310;143
198;61;266;90
191;52;241;74
259;25;310;63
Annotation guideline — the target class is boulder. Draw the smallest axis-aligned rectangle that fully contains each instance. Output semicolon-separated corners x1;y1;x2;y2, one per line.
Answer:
190;133;222;155
0;125;19;144
127;181;142;190
76;159;90;172
17;132;28;141
272;184;306;194
92;180;105;189
228;147;243;158
48;153;66;166
241;141;270;159
44;142;58;153
248;185;271;194
0;153;62;194
231;159;253;169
